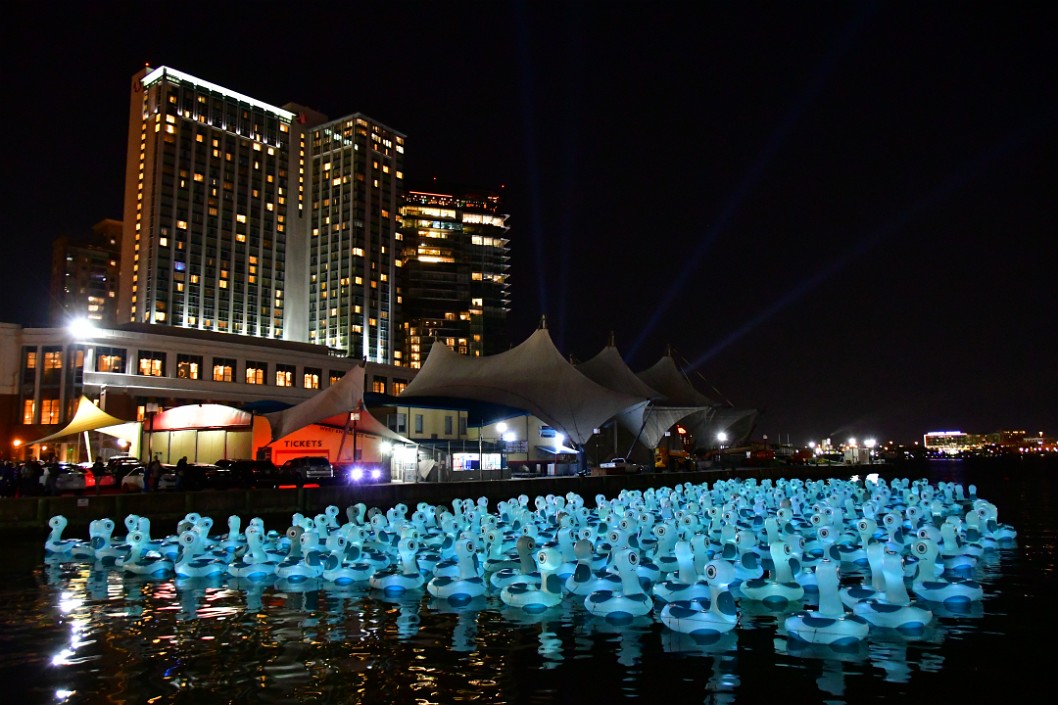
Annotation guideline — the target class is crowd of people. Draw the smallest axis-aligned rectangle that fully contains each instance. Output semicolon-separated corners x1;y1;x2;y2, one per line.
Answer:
0;455;181;497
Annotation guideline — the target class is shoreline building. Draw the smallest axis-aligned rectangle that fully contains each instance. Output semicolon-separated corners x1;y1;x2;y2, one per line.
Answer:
399;188;511;367
49;219;123;327
118;66;405;363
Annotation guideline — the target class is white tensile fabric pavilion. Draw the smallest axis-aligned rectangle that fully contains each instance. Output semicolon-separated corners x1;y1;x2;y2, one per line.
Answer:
263;362;411;446
398;327;649;448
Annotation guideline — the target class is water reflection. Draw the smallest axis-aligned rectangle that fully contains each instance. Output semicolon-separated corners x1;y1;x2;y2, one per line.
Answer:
9;465;1058;705
21;538;1030;705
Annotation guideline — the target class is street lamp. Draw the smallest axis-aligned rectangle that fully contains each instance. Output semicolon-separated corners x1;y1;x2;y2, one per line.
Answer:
717;431;728;470
145;402;159;461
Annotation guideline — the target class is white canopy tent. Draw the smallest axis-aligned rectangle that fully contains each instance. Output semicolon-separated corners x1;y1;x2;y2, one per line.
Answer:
399;326;649;447
263;363;412;446
576;342;709;452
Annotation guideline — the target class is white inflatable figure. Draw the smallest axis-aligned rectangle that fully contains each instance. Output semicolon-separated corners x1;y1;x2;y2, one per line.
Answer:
653;540;712;604
45;515;79;556
785;558;869;645
175;530;227;578
853;550;933;630
490;535;540;589
659;559;739;635
370;537;426;593
117;529;174;577
501;546;564;611
909;538;983;604
739;541;805;605
427;538;487;604
584;549;654;619
227;527;278;579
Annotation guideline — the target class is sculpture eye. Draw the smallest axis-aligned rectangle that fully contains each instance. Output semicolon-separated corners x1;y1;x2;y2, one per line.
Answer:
628;552;639;566
706;564;717;579
819;527;831;539
857;520;869;531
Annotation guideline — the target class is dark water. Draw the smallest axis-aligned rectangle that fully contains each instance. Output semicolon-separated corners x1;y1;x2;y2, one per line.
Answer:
3;458;1055;704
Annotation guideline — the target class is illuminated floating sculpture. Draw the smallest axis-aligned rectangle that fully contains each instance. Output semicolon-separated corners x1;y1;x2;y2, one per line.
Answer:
785;558;869;645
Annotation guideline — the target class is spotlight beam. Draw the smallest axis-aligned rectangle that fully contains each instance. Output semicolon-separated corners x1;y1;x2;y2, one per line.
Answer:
685;111;1053;371
627;5;878;360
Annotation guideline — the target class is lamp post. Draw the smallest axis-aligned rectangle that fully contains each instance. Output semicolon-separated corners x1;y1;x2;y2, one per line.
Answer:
864;438;876;465
145;402;159;461
350;404;362;465
717;431;728;470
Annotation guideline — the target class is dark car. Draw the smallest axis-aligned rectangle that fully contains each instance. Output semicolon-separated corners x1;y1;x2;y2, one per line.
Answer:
280;456;333;484
106;455;145;480
214;459;294;489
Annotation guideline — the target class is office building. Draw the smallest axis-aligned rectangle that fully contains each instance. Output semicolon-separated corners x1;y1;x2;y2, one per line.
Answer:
399;188;510;366
49;219;123;326
118;66;405;363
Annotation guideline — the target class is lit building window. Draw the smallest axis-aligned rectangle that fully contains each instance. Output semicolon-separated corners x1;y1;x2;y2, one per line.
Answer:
41;399;61;425
137;351;165;377
177;355;202;380
275;364;295;387
246;362;266;385
213;359;235;382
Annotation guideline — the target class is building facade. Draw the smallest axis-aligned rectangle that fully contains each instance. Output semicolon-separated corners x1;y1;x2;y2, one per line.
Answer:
0;322;411;462
49;219;123;327
398;188;510;367
118;66;407;364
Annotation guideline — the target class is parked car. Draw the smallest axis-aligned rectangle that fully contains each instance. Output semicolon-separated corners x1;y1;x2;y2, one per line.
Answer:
597;457;642;475
280;456;333;484
336;462;390;485
120;465;178;492
214;459;296;489
107;455;145;480
42;463;87;494
77;461;117;490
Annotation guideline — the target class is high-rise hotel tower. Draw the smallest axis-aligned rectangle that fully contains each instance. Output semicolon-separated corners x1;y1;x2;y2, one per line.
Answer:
399;188;511;367
119;66;405;364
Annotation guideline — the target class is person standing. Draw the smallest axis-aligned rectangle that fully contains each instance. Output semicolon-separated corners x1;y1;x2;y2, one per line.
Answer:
91;457;105;495
176;456;188;491
146;457;162;492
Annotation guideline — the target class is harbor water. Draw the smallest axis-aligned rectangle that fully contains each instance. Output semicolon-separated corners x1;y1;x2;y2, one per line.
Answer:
2;457;1055;704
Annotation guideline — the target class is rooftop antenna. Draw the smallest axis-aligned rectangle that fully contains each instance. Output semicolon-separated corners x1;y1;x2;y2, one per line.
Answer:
608;330;616;347
539;314;547;330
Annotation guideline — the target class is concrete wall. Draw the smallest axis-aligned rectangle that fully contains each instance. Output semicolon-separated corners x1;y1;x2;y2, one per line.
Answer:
11;465;878;540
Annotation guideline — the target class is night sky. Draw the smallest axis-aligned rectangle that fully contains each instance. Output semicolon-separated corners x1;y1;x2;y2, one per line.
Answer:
5;2;1056;445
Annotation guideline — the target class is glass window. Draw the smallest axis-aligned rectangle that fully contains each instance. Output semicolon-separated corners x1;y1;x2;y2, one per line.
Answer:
330;370;343;386
96;346;126;373
415;414;423;434
275;363;295;387
137;350;165;376
22;399;34;424
213;358;235;382
41;398;61;424
22;349;37;384
304;368;321;389
176;354;202;380
372;376;386;394
246;361;267;385
444;415;453;436
42;347;63;384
